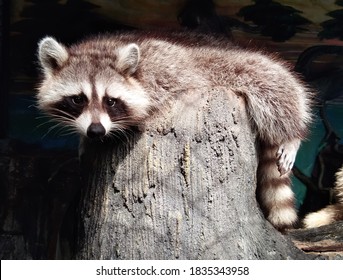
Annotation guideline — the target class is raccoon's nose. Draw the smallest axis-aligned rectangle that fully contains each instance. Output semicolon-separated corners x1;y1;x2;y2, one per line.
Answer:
87;123;106;138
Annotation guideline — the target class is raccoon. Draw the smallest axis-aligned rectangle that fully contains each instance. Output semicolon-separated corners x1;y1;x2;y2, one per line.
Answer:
303;165;343;228
36;31;312;231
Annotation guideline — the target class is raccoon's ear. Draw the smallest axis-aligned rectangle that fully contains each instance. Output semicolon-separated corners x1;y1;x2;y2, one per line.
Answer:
38;37;69;74
116;43;140;75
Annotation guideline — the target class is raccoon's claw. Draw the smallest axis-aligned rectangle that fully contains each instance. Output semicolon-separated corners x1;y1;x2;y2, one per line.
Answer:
276;139;301;176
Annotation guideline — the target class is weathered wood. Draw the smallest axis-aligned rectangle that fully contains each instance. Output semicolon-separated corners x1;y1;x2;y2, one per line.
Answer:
289;221;343;259
76;88;310;260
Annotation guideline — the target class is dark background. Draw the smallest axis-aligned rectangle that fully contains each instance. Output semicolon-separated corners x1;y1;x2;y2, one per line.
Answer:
1;0;343;259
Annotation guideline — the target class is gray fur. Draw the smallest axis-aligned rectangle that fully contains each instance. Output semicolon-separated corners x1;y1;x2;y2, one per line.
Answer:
36;31;313;230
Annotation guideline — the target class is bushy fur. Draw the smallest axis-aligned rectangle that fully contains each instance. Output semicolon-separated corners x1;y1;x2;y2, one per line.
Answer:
303;165;343;228
37;31;313;230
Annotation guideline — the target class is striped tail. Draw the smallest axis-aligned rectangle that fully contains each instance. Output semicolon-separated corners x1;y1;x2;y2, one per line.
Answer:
303;165;343;228
256;142;298;231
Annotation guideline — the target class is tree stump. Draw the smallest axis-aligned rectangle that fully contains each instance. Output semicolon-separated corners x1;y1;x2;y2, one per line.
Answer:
75;88;310;260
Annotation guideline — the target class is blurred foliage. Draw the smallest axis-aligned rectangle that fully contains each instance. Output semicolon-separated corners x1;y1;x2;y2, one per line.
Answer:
237;0;311;42
319;0;343;40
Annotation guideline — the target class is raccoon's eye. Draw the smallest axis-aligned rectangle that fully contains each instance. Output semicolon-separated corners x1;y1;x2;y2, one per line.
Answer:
71;95;86;106
106;97;116;107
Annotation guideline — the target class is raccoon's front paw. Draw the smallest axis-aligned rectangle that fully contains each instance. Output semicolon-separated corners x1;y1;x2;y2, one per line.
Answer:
276;139;301;176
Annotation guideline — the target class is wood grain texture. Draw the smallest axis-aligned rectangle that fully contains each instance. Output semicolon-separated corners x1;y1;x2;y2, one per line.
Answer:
289;221;343;259
76;88;309;259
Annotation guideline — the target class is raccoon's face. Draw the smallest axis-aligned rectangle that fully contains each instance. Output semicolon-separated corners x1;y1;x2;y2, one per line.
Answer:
37;37;150;139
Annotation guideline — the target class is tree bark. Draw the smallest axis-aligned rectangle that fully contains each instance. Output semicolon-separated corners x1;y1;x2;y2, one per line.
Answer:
75;88;310;260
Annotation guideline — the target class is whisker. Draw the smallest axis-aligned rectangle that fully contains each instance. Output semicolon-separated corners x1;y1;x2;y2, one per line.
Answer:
48;108;77;120
37;114;79;139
